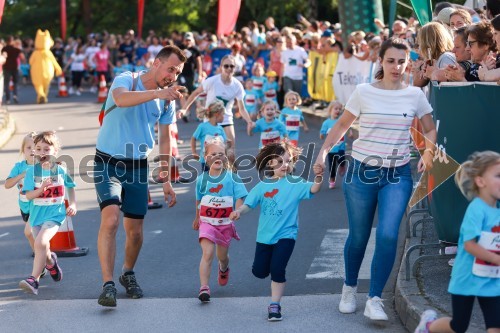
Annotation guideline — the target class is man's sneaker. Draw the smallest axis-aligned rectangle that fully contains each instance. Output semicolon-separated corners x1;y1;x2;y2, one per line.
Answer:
98;283;117;307
268;303;282;321
119;271;144;299
40;267;48;278
414;309;437;333
19;276;39;295
364;297;389;321
198;285;210;303
339;284;357;313
46;252;62;282
218;264;230;286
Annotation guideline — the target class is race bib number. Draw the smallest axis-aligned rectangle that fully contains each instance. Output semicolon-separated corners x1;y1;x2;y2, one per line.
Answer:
245;94;256;106
199;195;233;225
472;231;500;278
33;175;65;206
252;79;264;90
260;130;281;146
265;89;277;99
285;115;301;132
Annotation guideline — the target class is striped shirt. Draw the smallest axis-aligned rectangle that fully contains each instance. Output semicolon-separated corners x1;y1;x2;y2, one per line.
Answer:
345;83;432;168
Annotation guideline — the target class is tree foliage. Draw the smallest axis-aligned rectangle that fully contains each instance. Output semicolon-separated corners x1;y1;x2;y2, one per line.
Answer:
0;0;469;40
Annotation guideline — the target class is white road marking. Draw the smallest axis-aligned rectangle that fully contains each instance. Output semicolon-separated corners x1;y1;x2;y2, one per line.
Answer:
0;232;10;239
306;228;376;280
152;230;162;234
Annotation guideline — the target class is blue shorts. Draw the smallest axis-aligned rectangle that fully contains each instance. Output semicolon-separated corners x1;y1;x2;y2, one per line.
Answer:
252;238;295;283
93;151;149;219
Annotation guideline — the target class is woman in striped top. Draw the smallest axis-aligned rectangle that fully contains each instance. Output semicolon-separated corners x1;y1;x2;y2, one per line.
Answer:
314;38;437;321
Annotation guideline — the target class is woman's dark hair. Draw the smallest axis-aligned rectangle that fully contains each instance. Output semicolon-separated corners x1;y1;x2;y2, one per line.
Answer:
491;14;500;31
255;141;302;178
454;26;468;44
466;21;496;52
374;38;410;80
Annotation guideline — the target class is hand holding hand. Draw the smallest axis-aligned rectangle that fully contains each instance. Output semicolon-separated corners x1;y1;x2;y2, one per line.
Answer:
163;182;177;208
192;218;200;230
229;211;240;221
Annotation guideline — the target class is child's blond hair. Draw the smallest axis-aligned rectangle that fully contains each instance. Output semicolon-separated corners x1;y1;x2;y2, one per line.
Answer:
327;100;343;117
204;136;234;172
33;131;61;151
203;100;225;119
454;151;500;201
259;100;278;115
284;91;302;107
20;131;37;155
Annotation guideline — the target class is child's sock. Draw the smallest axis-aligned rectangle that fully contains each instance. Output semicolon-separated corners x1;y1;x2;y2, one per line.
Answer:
270;301;280;306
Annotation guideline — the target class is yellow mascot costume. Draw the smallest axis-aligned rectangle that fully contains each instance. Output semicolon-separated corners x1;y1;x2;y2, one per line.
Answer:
29;29;63;104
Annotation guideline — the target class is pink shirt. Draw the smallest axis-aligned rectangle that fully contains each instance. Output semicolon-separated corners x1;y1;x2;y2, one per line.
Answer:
94;50;110;72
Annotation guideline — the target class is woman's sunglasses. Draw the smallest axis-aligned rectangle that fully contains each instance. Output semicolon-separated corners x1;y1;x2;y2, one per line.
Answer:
223;64;235;69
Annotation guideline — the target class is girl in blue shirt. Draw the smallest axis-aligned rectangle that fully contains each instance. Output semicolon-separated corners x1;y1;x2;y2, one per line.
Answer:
191;101;229;171
415;151;500;333
230;141;324;321
193;138;247;303
319;101;346;189
249;100;287;149
18;131;77;295
5;132;37;252
280;91;309;147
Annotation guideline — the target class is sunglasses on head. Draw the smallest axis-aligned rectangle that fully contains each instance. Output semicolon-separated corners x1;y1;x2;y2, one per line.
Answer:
223;64;235;69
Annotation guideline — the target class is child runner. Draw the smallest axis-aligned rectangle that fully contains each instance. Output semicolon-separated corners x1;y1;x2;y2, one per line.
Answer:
319;101;346;189
280;91;309;147
229;141;323;321
193;138;248;303
263;70;279;105
191;101;229;171
243;78;260;121
251;63;266;106
248;100;286;149
415;151;500;333
18;131;77;295
4;132;37;253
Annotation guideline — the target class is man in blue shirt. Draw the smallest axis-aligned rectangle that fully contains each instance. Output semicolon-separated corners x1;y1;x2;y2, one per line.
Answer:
94;46;187;307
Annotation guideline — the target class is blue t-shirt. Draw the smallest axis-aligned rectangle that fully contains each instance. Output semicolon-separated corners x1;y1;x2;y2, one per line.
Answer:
196;170;248;202
448;198;500;296
192;122;227;164
280;107;304;141
23;164;76;227
251;76;267;99
96;71;176;159
320;118;346;153
7;160;32;214
252;118;287;148
263;81;279;103
244;175;313;244
244;89;259;115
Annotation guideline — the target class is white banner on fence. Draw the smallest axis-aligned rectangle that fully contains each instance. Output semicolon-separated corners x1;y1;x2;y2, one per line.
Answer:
332;54;373;104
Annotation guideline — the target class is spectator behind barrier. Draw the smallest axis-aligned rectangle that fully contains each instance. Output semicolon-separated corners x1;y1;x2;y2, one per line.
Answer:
477;14;500;82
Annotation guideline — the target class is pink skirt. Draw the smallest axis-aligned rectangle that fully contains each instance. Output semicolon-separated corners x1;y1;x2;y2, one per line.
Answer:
198;222;240;248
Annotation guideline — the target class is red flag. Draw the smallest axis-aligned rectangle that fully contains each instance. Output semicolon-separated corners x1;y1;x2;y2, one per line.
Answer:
0;0;5;25
217;0;241;36
60;0;67;40
138;0;145;39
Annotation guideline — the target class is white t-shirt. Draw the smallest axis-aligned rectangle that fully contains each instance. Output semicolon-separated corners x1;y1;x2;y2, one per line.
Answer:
84;46;100;69
147;44;163;61
70;53;86;71
345;83;433;168
202;74;245;125
281;46;308;80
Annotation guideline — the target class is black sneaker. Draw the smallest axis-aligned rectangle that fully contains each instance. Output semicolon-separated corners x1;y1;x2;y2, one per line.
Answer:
98;283;117;307
198;286;210;303
19;276;39;295
46;252;62;281
119;271;143;299
268;303;282;321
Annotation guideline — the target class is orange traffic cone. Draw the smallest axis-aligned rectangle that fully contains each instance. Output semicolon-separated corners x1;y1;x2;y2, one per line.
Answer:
9;77;14;91
97;75;108;103
58;76;68;97
49;200;89;257
147;189;163;209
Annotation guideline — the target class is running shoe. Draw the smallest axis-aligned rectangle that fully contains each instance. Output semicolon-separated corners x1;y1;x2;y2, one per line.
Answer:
119;271;143;299
98;283;117;307
19;276;39;295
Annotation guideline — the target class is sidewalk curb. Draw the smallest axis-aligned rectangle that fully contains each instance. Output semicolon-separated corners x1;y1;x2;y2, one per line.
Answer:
0;108;16;149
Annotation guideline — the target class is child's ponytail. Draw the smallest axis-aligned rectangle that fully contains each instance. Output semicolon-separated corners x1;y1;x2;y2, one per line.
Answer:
454;151;500;201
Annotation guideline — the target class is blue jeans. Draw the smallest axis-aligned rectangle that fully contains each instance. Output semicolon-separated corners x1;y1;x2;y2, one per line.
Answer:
343;159;412;297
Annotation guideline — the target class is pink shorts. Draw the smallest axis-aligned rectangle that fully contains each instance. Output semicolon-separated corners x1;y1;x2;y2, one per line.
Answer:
198;222;240;248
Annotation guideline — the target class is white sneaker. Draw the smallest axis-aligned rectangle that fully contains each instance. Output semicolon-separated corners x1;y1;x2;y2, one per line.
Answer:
76;90;81;96
414;309;437;333
339;284;357;313
68;87;75;95
364;297;388;321
90;86;97;93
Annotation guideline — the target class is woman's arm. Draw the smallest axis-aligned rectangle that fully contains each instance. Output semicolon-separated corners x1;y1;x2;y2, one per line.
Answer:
314;111;357;167
417;114;437;172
